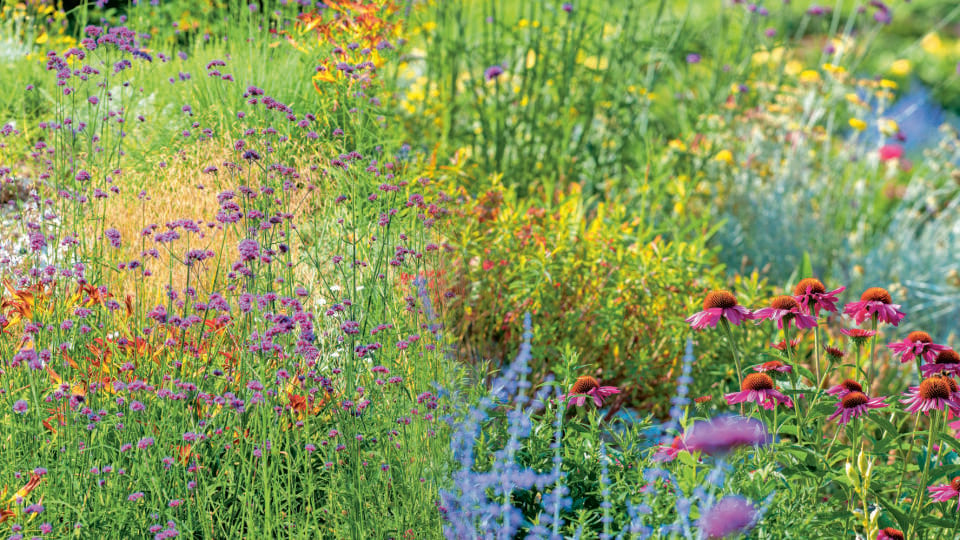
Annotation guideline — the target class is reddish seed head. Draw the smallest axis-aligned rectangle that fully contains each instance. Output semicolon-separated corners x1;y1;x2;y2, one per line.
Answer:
841;391;869;408
918;377;952;400
907;331;932;343
839;379;863;393
939;375;959;393
793;278;826;296
742;373;774;392
760;360;785;370
769;295;799;311
570;376;600;395
880;528;904;540
703;290;737;310
936;350;960;365
824;345;845;359
951;477;960;492
860;287;892;304
694;395;713;403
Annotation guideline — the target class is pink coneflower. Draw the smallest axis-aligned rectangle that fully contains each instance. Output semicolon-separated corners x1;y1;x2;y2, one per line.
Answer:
824;344;846;361
826;391;888;424
725;373;793;410
652;435;686;462
683;416;769;455
879;144;904;162
840;327;879;347
921;350;960;377
751;360;792;374
793;278;845;316
564;376;619;408
928;477;960;510
698;496;758;539
888;331;949;363
826;379;863;398
843;287;905;326
753;295;817;330
877;527;905;540
770;339;801;351
686;290;754;330
901;376;960;414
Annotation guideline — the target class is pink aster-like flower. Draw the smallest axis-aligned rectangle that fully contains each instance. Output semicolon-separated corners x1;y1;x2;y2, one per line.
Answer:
751;360;792;374
698;495;758;539
877;527;905;540
928;477;960;510
921;350;960;378
725;373;793;410
901;376;960;415
793;278;845;316
652;435;686;463
887;331;949;364
563;376;619;408
826;391;888;424
826;378;864;398
753;295;817;330
840;327;879;348
843;287;905;326
683;416;770;456
686;290;754;330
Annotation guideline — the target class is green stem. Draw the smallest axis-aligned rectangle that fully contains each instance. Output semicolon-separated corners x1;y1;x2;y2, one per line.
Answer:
721;319;744;388
895;415;923;503
866;318;879;386
908;411;942;537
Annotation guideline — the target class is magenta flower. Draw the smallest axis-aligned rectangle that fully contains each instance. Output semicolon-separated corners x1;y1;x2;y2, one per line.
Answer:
877;527;905;540
928;477;960;510
753;295;817;330
751;360;792;374
698;495;758;539
840;328;879;348
843;287;905;326
683;416;769;456
826;378;864;398
652;435;686;462
725;373;793;410
793;278;845;316
921;350;960;377
686;290;753;330
563;376;619;408
826;391;887;424
901;376;960;414
484;65;505;82
887;331;949;364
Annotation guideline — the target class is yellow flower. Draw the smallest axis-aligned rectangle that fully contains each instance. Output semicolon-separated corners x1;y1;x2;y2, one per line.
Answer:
889;59;911;76
799;70;821;83
922;32;944;56
849;118;867;131
35;32;48;45
668;139;687;152
714;150;734;164
878;118;898;136
879;79;898;89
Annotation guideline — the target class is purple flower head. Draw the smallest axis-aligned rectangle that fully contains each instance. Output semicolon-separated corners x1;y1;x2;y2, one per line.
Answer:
13;400;28;414
683;416;770;456
698;495;758;538
484;65;505;81
686;53;701;64
901;376;960;415
561;376;619;408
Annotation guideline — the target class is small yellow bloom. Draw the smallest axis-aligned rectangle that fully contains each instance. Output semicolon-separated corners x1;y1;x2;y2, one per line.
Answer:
922;32;944;55
35;32;48;45
714;150;734;164
849;118;867;131
668;139;687;152
784;60;803;76
878;118;898;136
889;59;911;76
799;70;821;83
879;79;898;89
